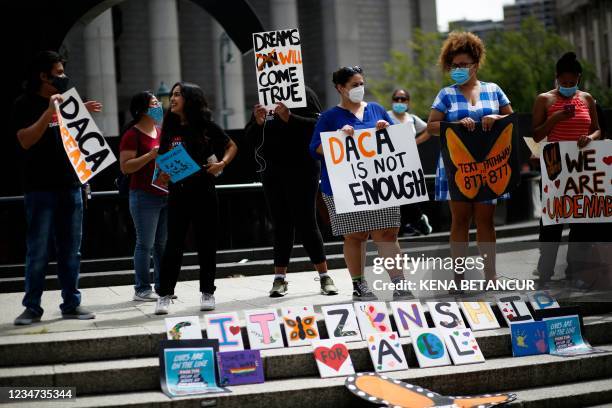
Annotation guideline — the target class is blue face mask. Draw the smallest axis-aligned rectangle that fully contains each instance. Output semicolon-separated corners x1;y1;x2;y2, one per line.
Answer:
559;85;578;98
392;102;408;114
147;105;164;123
450;67;471;85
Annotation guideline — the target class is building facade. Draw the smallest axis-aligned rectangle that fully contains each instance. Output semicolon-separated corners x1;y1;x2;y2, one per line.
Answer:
503;0;556;31
60;0;437;136
555;0;612;88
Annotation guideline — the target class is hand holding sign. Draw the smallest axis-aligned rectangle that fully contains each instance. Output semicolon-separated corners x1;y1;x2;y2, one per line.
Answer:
55;88;117;184
156;144;200;183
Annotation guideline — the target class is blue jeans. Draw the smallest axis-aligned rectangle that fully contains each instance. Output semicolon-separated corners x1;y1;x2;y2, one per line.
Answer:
129;190;168;293
23;188;83;315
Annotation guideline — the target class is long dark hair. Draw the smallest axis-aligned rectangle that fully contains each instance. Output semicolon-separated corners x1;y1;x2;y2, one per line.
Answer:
121;91;155;135
160;82;213;154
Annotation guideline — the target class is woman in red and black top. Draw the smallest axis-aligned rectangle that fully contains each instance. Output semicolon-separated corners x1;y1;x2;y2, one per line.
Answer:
119;91;167;302
154;82;237;314
532;52;601;288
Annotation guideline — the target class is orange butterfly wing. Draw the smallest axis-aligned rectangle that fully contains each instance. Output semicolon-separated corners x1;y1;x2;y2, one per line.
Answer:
446;127;481;199
482;123;513;196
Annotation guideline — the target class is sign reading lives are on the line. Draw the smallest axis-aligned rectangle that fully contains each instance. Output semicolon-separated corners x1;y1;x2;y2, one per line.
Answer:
320;123;429;213
540;140;612;226
252;28;306;109
55;87;116;183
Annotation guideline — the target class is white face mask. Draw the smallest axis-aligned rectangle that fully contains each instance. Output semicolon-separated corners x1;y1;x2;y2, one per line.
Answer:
348;85;365;103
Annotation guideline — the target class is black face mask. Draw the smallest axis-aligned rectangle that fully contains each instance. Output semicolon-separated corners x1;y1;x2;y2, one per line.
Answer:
50;75;70;93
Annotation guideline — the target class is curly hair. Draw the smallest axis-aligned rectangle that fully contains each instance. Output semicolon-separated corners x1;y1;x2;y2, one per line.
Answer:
438;31;486;72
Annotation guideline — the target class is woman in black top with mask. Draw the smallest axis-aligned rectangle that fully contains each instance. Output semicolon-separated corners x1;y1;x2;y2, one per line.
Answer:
245;87;337;298
154;82;237;315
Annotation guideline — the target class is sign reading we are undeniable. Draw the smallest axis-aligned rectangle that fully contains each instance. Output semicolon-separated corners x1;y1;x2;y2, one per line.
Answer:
540;140;612;225
252;28;306;109
320;123;429;214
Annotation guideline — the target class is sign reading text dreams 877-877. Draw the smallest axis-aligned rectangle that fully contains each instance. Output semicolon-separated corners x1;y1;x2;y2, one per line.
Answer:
320;123;429;213
252;28;306;109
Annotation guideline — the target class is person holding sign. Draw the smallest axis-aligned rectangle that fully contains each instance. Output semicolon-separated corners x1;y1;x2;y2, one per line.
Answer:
154;82;237;315
245;87;337;297
310;66;410;301
11;51;100;325
119;91;168;302
387;89;433;237
532;52;601;288
427;32;513;284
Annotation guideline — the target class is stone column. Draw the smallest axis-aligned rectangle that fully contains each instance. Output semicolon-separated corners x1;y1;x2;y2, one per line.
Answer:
83;9;119;136
212;21;246;129
270;0;298;30
148;0;182;91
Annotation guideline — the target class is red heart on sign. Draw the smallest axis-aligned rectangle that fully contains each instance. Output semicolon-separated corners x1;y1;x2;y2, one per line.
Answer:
543;185;548;193
229;326;241;335
390;334;396;340
603;156;612;165
314;344;349;371
554;180;560;188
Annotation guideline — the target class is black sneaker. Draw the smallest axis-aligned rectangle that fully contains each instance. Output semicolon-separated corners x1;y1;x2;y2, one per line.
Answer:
269;278;288;297
14;309;42;326
352;280;377;301
319;276;339;295
61;306;95;320
412;214;433;235
393;288;414;300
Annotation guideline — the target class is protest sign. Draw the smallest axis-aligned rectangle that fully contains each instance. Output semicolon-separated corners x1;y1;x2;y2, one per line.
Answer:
510;321;548;357
204;312;244;352
367;333;409;373
55;87;116;183
312;339;355;378
252;28;306;109
320;123;429;213
321;304;362;343
440;114;520;201
159;339;225;398
156;144;200;183
216;350;264;386
540;140;612;225
410;328;452;368
544;315;605;356
164;316;203;340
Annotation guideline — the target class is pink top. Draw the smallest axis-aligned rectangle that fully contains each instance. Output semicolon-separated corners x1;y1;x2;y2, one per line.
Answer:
546;95;591;142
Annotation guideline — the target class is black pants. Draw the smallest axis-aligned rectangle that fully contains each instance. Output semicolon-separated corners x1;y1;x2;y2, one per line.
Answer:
262;164;326;267
537;220;592;281
400;203;424;226
158;178;218;295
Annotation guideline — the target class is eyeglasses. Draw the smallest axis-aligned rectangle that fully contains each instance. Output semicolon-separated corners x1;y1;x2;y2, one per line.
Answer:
450;62;475;70
342;65;362;74
392;96;408;102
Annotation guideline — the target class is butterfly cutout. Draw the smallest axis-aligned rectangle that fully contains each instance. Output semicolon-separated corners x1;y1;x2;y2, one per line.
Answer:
346;372;516;408
365;305;389;332
168;321;192;340
446;123;513;199
284;316;318;341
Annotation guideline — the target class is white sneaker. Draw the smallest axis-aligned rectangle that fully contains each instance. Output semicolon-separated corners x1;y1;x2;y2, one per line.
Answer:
133;290;158;302
200;293;215;311
155;295;173;315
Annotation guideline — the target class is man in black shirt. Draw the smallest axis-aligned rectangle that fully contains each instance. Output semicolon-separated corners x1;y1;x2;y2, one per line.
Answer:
12;51;102;325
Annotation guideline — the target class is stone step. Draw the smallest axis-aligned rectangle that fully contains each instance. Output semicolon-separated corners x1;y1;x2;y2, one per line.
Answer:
2;349;612;407
0;220;539;278
0;300;609;368
0;223;542;293
0;314;611;396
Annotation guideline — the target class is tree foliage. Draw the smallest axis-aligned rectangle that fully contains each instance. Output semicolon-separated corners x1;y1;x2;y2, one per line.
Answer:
372;17;612;116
